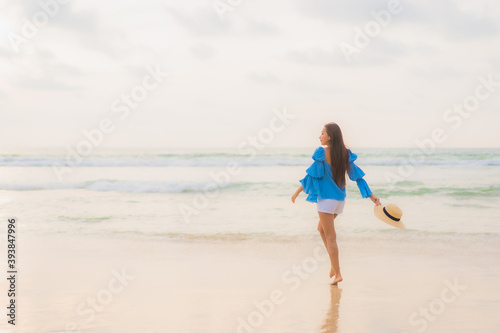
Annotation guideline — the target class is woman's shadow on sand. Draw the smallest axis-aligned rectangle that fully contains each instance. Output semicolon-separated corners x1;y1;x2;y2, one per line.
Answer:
320;286;342;333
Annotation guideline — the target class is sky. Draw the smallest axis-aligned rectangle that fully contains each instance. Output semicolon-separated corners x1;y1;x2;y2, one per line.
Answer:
0;0;499;149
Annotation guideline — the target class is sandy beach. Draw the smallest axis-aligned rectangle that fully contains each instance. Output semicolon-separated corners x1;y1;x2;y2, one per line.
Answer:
1;229;498;333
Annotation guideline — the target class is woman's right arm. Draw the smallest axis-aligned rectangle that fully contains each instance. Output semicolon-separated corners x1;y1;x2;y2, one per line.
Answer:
291;185;303;203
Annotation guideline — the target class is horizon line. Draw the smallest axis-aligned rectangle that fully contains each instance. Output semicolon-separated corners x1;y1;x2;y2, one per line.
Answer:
1;146;500;150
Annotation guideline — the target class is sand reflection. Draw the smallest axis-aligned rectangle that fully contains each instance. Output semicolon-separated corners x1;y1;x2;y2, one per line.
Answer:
320;286;342;333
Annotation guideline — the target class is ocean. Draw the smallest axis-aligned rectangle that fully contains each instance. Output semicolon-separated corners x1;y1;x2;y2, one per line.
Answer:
1;147;499;245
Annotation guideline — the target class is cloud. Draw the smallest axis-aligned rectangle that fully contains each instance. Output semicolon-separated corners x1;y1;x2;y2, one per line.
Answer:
1;0;499;148
298;0;398;22
300;0;499;40
371;37;408;56
247;70;280;84
401;0;499;39
164;6;231;35
285;39;407;68
486;57;500;71
51;5;99;33
409;64;463;79
10;48;84;91
9;0;99;32
190;43;215;60
10;0;43;17
287;78;341;93
13;76;77;90
3;1;125;60
164;5;280;36
0;46;14;59
242;17;280;35
286;47;345;67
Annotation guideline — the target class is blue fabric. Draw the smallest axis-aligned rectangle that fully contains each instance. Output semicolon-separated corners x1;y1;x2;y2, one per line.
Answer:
299;147;372;203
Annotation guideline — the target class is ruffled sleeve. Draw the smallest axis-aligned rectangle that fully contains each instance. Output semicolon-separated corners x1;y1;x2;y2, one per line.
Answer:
347;149;372;198
299;147;327;202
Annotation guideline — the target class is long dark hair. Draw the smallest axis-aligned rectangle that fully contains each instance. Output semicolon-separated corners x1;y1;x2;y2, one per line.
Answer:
324;122;351;189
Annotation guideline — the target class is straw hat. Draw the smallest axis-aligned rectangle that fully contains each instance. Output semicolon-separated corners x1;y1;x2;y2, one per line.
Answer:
374;203;405;229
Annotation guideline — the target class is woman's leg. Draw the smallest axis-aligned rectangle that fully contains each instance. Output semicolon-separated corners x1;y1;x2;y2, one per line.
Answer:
318;212;343;285
317;214;338;277
317;220;328;251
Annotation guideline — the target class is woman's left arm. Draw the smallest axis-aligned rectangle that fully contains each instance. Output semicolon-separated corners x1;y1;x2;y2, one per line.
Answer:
369;193;381;206
291;185;303;203
348;150;381;205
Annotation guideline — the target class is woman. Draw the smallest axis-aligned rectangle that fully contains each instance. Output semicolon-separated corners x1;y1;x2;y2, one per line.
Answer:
291;122;381;285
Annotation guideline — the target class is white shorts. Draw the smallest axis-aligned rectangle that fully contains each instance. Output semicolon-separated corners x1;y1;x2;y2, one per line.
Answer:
317;199;345;215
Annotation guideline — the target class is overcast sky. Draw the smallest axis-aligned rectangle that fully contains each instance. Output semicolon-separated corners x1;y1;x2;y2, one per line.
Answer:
1;0;499;149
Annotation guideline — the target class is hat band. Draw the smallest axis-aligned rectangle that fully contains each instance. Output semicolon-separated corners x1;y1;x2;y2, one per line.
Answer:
383;207;400;222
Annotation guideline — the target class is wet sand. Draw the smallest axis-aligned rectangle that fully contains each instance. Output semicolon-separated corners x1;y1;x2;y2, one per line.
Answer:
1;231;499;333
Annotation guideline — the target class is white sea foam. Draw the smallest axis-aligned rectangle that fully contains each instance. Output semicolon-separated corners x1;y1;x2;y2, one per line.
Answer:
1;155;499;167
0;180;220;192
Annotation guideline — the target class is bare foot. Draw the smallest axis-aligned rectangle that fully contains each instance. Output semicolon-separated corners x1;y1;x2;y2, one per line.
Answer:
329;267;336;278
330;275;343;285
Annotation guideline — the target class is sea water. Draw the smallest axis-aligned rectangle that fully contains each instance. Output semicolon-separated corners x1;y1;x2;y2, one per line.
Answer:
0;147;499;249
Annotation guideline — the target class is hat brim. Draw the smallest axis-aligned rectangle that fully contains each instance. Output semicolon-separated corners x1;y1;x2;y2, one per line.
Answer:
374;205;405;229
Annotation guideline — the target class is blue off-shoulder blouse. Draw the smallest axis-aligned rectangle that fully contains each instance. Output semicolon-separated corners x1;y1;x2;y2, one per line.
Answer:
299;146;372;203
